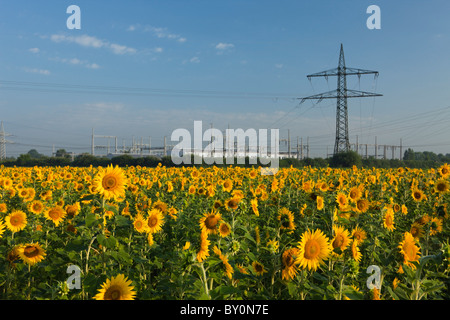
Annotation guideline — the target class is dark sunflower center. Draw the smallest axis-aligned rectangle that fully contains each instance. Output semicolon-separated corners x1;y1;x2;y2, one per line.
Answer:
148;216;158;228
103;175;117;190
304;240;320;259
333;235;344;248
105;286;122;300
205;216;218;229
24;246;39;258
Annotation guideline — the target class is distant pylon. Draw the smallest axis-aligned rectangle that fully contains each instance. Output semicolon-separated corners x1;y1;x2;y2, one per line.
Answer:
0;121;13;161
299;44;382;155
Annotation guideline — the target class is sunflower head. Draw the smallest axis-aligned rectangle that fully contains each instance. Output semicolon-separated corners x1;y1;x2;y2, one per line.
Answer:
281;248;300;281
17;243;46;266
435;179;450;194
146;209;164;234
398;232;421;269
252;261;267;276
199;211;222;235
93;165;127;201
94;274;136;300
296;229;332;271
44;206;67;226
332;225;351;254
5;210;27;232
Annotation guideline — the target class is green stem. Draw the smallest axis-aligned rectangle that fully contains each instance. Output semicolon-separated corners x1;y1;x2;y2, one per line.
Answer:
199;263;210;297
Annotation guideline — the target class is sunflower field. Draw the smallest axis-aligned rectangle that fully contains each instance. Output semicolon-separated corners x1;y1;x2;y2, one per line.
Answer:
0;163;449;300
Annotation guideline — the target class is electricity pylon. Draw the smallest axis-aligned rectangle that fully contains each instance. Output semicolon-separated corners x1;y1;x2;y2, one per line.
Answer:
300;44;382;155
0;121;13;161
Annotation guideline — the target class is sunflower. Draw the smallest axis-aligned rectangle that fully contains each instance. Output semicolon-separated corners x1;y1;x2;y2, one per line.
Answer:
331;225;351;255
429;217;443;236
438;163;450;177
316;195;324;211
348;186;362;202
0;203;7;213
434;179;450;194
213;246;234;279
383;208;395;231
146;209;164;234
0;219;5;238
281;248;300;281
199;211;222;235
225;197;240;210
183;241;191;250
17;243;46;266
5;210;27;232
92;165;127;201
197;231;210;262
236;263;249;275
267;239;279;253
302;180;314;193
350;240;362;263
278;207;295;231
44;206;67;226
249;169;258;179
133;212;148;233
410;222;425;239
296;229;332;271
152;199;168;214
147;232;154;246
212;200;223;210
355;198;369;213
28;200;45;215
336;192;348;210
398;232;421;269
64;202;81;217
94;274;136;300
411;188;425;202
222;179;233;192
401;204;408;215
250;198;259;216
252;261;267;276
168;207;178;220
218;222;231;237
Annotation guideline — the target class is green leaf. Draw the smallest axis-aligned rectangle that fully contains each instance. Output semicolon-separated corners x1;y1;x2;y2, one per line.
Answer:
80;194;95;202
114;215;131;227
105;204;119;215
97;234;116;248
85;213;98;228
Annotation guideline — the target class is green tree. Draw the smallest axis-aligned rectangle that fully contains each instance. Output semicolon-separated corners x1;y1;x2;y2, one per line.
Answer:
329;150;362;168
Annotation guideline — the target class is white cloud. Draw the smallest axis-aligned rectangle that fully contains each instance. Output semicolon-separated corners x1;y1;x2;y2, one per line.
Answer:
153;47;164;53
50;34;136;55
51;56;101;69
86;63;100;69
28;47;40;53
110;43;137;55
190;57;200;63
85;102;125;112
215;42;234;50
130;25;187;43
275;63;284;69
23;67;50;75
215;42;235;55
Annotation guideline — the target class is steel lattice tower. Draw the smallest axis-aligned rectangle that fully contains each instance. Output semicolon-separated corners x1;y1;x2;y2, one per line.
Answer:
0;121;13;161
300;44;382;155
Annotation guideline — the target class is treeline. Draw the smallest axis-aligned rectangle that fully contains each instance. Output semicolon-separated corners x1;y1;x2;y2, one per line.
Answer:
1;149;449;169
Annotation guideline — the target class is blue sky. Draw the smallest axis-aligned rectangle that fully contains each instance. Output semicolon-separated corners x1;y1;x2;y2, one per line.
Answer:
1;0;450;158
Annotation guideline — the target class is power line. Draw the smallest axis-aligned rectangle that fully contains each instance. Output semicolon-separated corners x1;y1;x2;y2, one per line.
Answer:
0;79;301;101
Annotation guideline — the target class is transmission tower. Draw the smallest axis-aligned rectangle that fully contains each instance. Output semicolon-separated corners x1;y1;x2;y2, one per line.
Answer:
300;44;382;155
0;121;13;161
